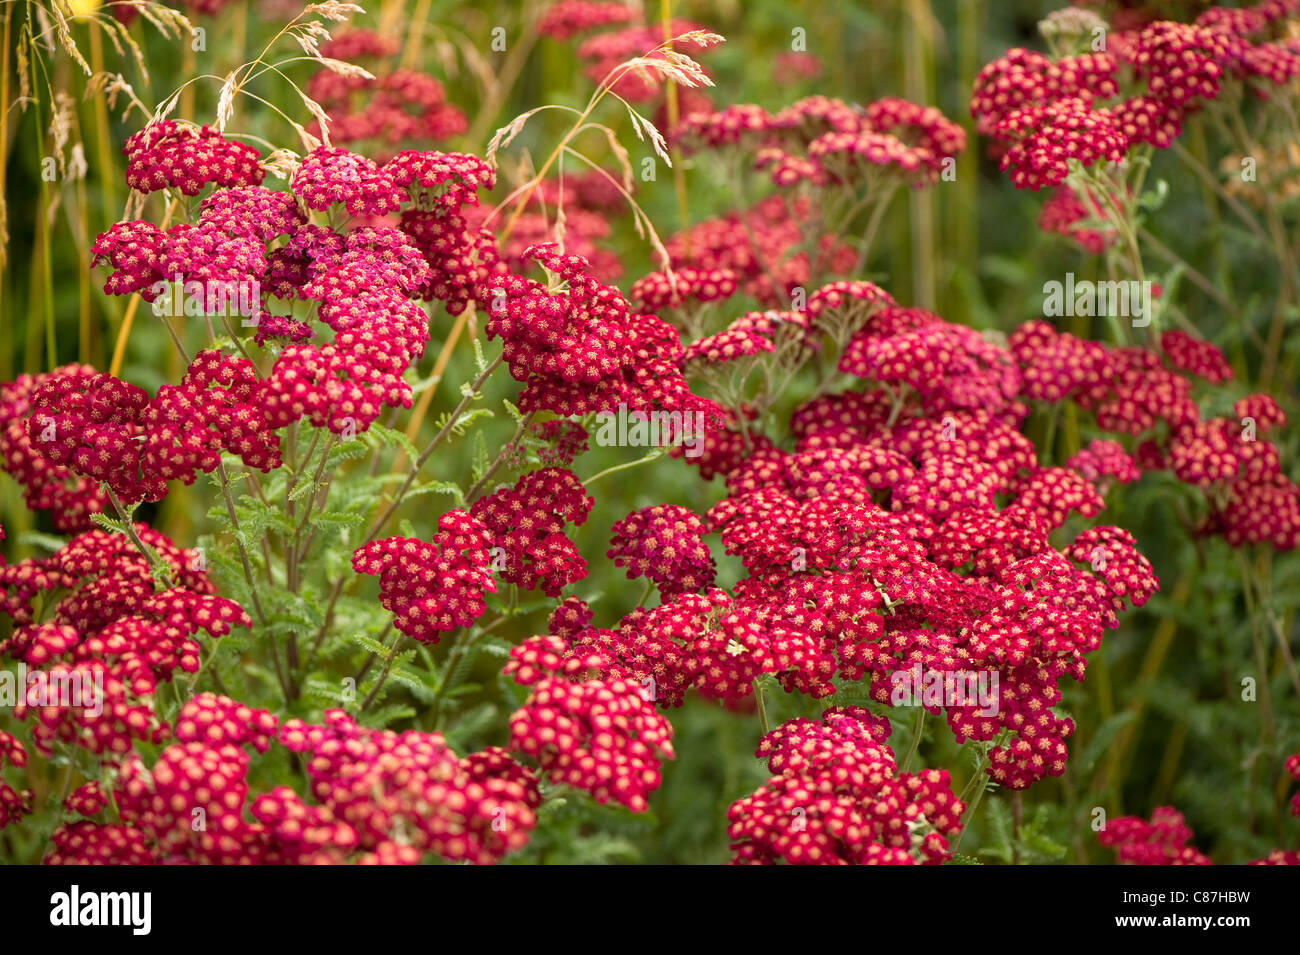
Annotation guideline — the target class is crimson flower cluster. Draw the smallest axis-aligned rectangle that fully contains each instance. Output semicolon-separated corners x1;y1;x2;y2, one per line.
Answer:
504;635;675;812
976;3;1300;192
1097;792;1300;866
24;352;281;504
351;509;496;644
655;287;1159;790
0;525;247;759
728;707;965;864
1098;806;1213;864
683;310;813;370
530;419;590;466
278;710;538;864
0;366;107;530
307;31;467;151
665;196;857;307
95;125;505;445
573;17;715;104
837;303;1022;413
469;175;626;283
470;468;593;597
43;695;540;865
537;1;637;41
630;266;739;312
479;243;722;422
678;94;967;190
1010;321;1300;549
1039;184;1116;253
0;731;29;830
123;121;263;196
607;504;716;599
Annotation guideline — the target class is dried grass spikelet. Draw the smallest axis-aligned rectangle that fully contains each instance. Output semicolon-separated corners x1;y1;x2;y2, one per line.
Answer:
48;0;92;76
488;28;724;271
292;19;334;58
131;1;194;41
582;123;635;195
296;92;332;147
216;70;238;131
314;57;375;79
68;142;88;181
87;73;149;122
16;33;33;111
305;1;366;23
486;110;539;165
96;15;147;78
261;148;303;181
625;109;671;165
48;91;76;178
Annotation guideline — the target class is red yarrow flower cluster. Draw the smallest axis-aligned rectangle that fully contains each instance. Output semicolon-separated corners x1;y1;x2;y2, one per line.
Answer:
351;509;496;643
971;48;1120;136
481;244;722;423
530;419;589;466
1067;439;1142;491
0;526;248;760
630;267;738;311
26;369;164;504
307;31;467;150
292;146;405;217
278;710;539;864
538;1;636;40
470;468;593;597
505;635;675;812
679;94;966;190
995;98;1128;191
1010;321;1300;550
0;731;31;830
1039;184;1116;253
124;121;263;196
46;697;539;864
607;505;717;599
727;707;965;864
1098;806;1212;864
143;350;281;484
682;310;812;369
0;366;107;531
665;196;856;308
839;305;1022;413
690;290;1159;789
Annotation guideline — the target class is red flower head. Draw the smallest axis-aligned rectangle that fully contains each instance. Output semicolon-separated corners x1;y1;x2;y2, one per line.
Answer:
351;510;496;643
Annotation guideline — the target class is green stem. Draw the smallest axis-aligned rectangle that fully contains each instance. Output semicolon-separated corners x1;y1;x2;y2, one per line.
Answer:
901;707;926;774
582;448;665;486
951;742;1002;855
365;353;503;542
361;628;406;711
465;410;535;503
753;678;770;736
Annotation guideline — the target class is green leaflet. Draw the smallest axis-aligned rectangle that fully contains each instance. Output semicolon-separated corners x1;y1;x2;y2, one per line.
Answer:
364;421;419;463
15;530;68;552
323;437;369;470
309;510;365;529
